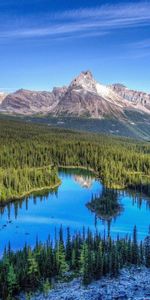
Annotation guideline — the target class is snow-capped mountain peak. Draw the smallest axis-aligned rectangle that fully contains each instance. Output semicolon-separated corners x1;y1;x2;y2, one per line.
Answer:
70;71;97;93
0;71;150;118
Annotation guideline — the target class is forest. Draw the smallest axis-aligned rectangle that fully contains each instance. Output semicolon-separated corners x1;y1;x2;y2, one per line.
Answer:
0;118;150;203
0;118;150;299
0;226;150;299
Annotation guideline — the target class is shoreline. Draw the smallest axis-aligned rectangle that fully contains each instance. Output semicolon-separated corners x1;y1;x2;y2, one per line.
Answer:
58;164;99;176
1;165;149;207
58;165;125;189
0;165;97;206
0;179;61;207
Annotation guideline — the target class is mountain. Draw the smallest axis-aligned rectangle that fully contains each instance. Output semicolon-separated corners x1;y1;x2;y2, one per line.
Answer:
1;71;149;118
52;71;133;119
0;71;150;140
110;83;150;114
0;88;67;115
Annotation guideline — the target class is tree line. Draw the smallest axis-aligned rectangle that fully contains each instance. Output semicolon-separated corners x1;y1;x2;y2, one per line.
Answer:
0;118;150;202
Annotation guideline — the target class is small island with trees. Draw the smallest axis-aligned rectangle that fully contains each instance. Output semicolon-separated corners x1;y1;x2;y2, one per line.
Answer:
0;117;150;299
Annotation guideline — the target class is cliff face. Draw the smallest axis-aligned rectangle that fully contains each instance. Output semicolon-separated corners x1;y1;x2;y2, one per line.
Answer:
52;71;129;119
110;83;150;113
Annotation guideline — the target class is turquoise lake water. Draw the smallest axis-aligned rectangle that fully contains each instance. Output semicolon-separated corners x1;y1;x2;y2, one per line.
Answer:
0;168;149;253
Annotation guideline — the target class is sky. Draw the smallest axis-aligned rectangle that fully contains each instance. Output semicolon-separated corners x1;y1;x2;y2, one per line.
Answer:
0;0;150;93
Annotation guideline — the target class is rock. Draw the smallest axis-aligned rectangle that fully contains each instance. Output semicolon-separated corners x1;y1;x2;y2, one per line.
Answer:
20;266;150;300
113;291;127;299
133;284;139;291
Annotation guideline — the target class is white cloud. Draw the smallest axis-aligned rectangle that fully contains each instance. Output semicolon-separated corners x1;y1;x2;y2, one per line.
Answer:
0;2;150;39
54;2;150;21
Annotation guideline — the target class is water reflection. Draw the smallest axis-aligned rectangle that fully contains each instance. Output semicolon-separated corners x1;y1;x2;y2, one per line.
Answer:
0;189;58;219
0;169;149;252
74;175;94;188
119;189;150;210
87;188;123;236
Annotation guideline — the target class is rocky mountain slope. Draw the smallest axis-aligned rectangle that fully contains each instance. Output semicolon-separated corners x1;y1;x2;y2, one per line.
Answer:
0;88;67;115
0;71;150;118
52;71;133;119
110;83;150;114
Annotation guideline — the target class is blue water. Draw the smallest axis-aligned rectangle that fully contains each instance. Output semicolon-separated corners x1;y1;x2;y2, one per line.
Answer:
0;169;149;253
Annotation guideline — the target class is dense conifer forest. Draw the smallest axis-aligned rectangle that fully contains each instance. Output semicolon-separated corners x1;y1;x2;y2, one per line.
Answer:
0;118;150;203
0;226;150;299
0;118;150;299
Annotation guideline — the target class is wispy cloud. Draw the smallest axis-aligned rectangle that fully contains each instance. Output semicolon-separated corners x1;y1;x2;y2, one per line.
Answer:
124;37;150;59
0;2;150;40
131;38;150;49
54;2;150;21
0;23;108;39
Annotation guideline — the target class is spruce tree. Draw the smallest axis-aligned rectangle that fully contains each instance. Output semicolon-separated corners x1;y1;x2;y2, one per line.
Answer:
66;227;72;263
132;226;139;265
80;243;92;285
56;242;69;277
27;250;39;288
7;264;17;299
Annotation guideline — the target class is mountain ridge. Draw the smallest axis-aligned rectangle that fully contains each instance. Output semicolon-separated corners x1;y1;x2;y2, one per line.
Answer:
0;71;150;120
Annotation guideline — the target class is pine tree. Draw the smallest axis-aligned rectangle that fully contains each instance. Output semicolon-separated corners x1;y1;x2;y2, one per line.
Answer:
27;250;39;288
7;264;17;298
127;238;132;264
132;226;139;265
56;242;69;277
66;227;72;263
80;243;92;285
42;279;51;297
111;245;119;276
93;242;103;279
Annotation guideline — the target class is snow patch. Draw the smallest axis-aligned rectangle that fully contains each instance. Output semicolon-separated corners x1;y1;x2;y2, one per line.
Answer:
96;83;110;98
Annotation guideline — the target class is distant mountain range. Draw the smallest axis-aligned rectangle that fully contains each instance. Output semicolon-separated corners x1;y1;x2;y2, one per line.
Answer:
0;71;150;117
0;71;150;140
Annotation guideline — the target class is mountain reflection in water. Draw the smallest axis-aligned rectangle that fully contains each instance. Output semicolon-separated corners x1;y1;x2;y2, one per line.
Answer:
0;168;149;252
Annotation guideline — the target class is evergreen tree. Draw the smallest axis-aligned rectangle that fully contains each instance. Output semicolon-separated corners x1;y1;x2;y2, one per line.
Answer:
56;242;69;277
27;250;39;288
66;227;72;263
80;242;92;285
93;242;103;279
42;279;51;297
7;264;17;299
132;226;139;265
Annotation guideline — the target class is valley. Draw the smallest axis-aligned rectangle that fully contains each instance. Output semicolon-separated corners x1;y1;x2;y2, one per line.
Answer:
1;0;150;298
0;116;150;299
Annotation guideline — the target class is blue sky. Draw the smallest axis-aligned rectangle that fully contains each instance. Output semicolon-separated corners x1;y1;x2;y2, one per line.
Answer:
0;0;150;93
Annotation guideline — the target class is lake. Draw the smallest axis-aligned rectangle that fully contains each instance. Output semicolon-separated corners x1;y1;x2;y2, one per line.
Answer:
0;168;149;253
